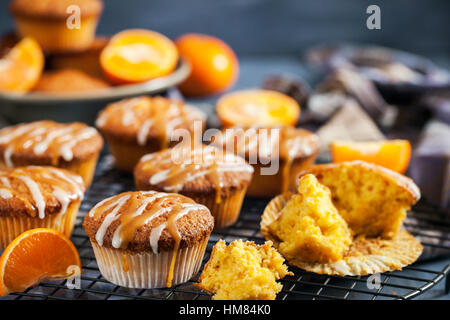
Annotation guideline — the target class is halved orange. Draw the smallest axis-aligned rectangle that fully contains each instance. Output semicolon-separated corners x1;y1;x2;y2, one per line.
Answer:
0;37;44;93
100;29;178;84
330;140;412;173
216;89;300;128
0;228;81;296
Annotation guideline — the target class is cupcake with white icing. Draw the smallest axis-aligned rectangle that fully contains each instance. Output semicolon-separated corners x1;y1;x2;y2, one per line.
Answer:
0;120;103;187
95;96;206;172
0;166;85;249
134;144;254;229
83;191;214;288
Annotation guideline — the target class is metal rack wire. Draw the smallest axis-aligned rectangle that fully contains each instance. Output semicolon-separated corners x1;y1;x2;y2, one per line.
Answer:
3;156;450;300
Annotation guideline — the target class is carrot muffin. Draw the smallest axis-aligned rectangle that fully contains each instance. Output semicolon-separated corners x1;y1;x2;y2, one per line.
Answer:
33;69;109;93
47;37;108;79
0;166;85;250
196;240;292;300
299;161;421;239
134;144;253;229
83;191;214;288
9;0;103;52
96;96;206;172
0;120;103;186
211;126;319;197
261;165;423;276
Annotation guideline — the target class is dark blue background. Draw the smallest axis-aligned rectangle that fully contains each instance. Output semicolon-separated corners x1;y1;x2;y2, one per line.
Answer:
0;0;449;57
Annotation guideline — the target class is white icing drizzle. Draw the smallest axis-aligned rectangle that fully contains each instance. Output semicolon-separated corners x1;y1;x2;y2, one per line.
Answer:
47;168;84;199
4;145;14;168
137;119;153;146
111;192;166;248
52;187;70;216
149;203;206;254
95;195;131;246
17;175;46;219
0;188;12;199
60;127;98;161
33;127;74;155
0;177;11;188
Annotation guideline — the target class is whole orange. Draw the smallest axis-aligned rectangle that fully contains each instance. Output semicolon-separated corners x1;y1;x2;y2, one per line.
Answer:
176;33;239;97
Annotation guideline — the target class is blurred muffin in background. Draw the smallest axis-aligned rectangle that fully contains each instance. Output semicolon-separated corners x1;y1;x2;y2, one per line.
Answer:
96;96;206;172
9;0;103;53
47;37;108;79
33;69;109;93
0;120;103;186
0;32;19;57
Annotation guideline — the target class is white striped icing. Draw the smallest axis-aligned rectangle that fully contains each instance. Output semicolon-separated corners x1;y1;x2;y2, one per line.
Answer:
17;175;46;219
137;119;153;146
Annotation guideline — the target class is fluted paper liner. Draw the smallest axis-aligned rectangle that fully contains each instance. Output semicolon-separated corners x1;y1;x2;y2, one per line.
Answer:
193;187;247;229
91;236;209;288
0;200;80;250
261;193;423;276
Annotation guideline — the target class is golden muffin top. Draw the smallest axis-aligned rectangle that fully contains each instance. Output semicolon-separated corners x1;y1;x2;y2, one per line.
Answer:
0;166;85;218
210;126;319;161
10;0;103;19
134;144;253;196
96;96;206;146
83;191;214;253
0;121;103;167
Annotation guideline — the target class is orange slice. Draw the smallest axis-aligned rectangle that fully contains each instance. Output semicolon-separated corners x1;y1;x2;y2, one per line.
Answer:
176;33;239;97
100;29;178;84
216;89;300;128
330;140;412;173
0;228;81;296
0;37;44;93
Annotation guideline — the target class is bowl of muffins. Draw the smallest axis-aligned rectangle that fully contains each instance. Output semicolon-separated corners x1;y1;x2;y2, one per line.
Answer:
0;0;191;125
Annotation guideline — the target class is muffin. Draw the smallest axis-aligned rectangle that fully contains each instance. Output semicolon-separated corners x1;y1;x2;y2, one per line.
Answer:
0;166;85;250
211;126;319;197
47;37;108;79
267;174;352;263
299;161;421;238
0;120;103;187
196;240;292;300
134;144;253;229
261;166;423;276
83;191;214;288
96;96;206;172
33;69;109;93
9;0;103;53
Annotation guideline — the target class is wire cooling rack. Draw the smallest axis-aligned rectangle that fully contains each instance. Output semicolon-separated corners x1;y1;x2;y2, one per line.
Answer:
3;156;450;300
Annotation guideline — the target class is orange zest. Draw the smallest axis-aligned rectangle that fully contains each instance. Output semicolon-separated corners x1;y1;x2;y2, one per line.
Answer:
0;228;81;296
0;37;44;93
330;140;412;173
100;29;178;84
216;89;300;128
176;33;239;97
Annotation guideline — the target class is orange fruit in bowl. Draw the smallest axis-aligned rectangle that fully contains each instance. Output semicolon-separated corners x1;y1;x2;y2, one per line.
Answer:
176;33;238;97
0;37;44;93
100;29;178;85
0;228;81;296
330;140;412;173
216;89;300;128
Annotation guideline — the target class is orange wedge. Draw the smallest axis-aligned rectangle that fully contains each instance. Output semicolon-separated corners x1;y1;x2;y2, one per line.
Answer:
0;37;44;93
216;89;300;128
330;140;412;173
0;228;81;296
100;29;178;84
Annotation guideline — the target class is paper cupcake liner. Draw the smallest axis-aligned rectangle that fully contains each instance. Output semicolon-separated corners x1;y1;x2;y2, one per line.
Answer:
61;154;100;187
192;187;248;229
0;201;80;250
91;236;209;289
261;193;423;276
